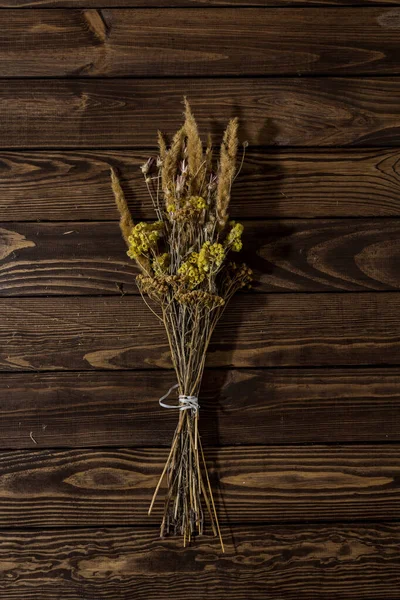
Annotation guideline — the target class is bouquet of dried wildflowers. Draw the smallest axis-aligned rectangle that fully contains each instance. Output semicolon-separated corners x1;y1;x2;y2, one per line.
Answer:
111;99;252;550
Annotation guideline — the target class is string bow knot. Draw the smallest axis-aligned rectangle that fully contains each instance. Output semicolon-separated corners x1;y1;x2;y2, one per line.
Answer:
159;383;199;414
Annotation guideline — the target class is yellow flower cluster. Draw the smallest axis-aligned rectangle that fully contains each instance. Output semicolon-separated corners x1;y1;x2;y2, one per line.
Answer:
153;252;170;275
136;274;169;299
178;241;225;288
166;196;207;220
225;221;244;252
190;196;207;210
178;259;205;289
175;289;225;309
198;241;224;272
228;262;253;288
127;221;163;259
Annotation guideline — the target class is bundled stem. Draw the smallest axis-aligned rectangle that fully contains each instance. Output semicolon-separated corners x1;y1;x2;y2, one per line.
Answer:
111;98;251;550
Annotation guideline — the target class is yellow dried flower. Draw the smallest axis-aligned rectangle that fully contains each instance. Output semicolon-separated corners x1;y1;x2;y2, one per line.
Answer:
188;252;199;264
198;241;225;272
225;221;244;252
163;274;182;289
136;274;169;300
178;259;205;289
175;289;225;309
168;196;206;222
189;196;206;210
232;239;242;252
153;253;170;275
226;262;253;289
127;221;163;259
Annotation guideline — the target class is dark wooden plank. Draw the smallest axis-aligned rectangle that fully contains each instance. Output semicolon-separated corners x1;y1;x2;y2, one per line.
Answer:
4;0;400;6
2;8;400;76
3;148;400;221
0;445;398;525
0;524;398;600
1;78;400;148
1;293;400;371
1;368;400;448
2;219;400;295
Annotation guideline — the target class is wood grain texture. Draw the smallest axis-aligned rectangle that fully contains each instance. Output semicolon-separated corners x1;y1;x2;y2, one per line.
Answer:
2;78;400;148
4;0;400;6
2;219;400;295
0;1;398;596
0;524;398;600
1;368;400;448
2;8;400;77
0;446;398;525
3;148;400;221
1;293;400;371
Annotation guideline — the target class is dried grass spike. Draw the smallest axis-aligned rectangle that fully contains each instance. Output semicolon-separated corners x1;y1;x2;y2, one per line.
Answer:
111;168;151;274
184;97;204;195
162;126;186;198
157;130;167;162
216;117;239;228
205;132;213;172
110;167;133;245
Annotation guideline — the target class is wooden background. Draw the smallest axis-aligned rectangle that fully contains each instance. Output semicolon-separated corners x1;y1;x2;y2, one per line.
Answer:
1;1;400;598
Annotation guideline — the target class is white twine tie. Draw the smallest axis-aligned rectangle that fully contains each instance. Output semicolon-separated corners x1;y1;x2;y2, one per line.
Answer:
159;383;199;414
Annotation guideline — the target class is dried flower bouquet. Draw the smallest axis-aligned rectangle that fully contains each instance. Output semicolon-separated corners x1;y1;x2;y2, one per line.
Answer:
111;99;251;550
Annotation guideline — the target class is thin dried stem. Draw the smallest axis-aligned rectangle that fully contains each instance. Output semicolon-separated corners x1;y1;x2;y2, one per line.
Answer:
199;435;225;552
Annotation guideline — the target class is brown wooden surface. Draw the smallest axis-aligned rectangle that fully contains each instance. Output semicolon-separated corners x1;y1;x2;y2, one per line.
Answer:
0;368;400;448
0;524;398;600
1;219;400;295
2;148;400;221
2;78;400;148
2;524;400;600
1;0;400;595
0;445;397;525
5;0;400;6
2;8;400;77
1;294;400;371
